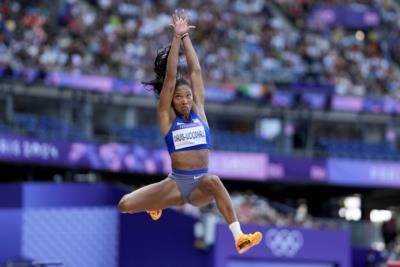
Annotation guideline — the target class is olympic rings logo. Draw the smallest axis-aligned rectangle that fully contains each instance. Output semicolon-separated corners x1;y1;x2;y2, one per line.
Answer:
265;228;304;257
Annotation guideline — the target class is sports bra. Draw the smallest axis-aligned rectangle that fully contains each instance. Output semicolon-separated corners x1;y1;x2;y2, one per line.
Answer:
164;111;211;154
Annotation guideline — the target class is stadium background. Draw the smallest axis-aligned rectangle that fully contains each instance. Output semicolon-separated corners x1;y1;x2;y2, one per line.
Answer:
0;0;400;266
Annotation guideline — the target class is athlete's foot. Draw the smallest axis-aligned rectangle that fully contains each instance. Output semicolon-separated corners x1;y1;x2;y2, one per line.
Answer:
236;232;263;254
146;210;162;221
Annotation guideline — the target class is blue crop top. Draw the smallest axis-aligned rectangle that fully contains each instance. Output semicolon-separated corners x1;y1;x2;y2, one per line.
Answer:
164;111;211;154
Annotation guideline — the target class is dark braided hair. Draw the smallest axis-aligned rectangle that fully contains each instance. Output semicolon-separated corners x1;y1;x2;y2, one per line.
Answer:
143;46;191;96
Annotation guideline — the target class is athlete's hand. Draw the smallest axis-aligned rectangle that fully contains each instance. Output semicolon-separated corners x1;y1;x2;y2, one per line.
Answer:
170;9;195;38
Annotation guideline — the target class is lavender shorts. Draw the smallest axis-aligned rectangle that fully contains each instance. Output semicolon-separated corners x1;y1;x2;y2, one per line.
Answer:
168;168;208;203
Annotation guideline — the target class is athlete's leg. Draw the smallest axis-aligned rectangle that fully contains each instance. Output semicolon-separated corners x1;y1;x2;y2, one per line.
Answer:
189;174;237;224
189;174;262;254
118;178;184;214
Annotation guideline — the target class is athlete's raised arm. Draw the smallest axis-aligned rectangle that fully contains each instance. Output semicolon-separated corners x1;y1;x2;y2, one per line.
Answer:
180;12;205;114
157;11;186;133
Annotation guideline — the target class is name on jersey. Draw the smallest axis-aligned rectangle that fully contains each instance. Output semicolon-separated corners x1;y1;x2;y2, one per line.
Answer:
172;123;206;150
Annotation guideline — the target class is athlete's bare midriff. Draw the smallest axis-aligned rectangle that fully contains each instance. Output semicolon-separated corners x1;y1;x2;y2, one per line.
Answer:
170;149;209;170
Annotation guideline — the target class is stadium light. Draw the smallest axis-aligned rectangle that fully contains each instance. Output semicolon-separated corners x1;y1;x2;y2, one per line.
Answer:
370;209;392;223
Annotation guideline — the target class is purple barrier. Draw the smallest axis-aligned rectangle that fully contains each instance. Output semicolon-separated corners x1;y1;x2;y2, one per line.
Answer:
267;157;327;182
271;91;294;107
0;185;23;265
308;4;380;29
46;70;332;104
47;72;154;96
280;82;335;94
302;92;326;109
0;134;168;173
120;209;208;267
23;183;123;207
47;71;236;101
384;99;400;114
0;183;360;267
209;151;268;180
363;97;385;113
328;158;400;188
0;183;124;267
0;183;123;208
205;85;235;102
10;67;400;116
332;95;400;114
0;209;22;265
0;134;69;166
0;184;23;207
331;95;364;112
0;134;327;183
215;224;351;267
353;248;386;267
46;71;335;103
47;72;112;92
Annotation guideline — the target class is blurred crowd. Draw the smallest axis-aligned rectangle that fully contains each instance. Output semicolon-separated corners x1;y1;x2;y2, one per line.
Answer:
179;191;314;229
0;0;399;98
274;0;400;98
223;191;312;227
177;190;315;249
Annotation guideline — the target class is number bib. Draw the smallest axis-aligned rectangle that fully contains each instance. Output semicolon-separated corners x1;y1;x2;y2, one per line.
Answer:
172;124;207;150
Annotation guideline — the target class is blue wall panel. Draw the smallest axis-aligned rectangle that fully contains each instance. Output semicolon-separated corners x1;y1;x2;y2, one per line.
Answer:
0;209;22;265
119;209;211;267
22;207;119;267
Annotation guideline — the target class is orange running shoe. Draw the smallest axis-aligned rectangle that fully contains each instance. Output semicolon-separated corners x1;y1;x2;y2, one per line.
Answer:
236;232;263;254
146;210;162;221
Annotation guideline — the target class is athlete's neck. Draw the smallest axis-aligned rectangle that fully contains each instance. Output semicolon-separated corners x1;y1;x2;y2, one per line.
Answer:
179;112;191;122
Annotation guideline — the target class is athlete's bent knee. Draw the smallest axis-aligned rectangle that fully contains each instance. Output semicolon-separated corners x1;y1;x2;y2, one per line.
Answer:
202;175;223;192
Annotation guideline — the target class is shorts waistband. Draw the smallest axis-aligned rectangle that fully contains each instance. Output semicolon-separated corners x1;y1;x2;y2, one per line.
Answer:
172;168;208;176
